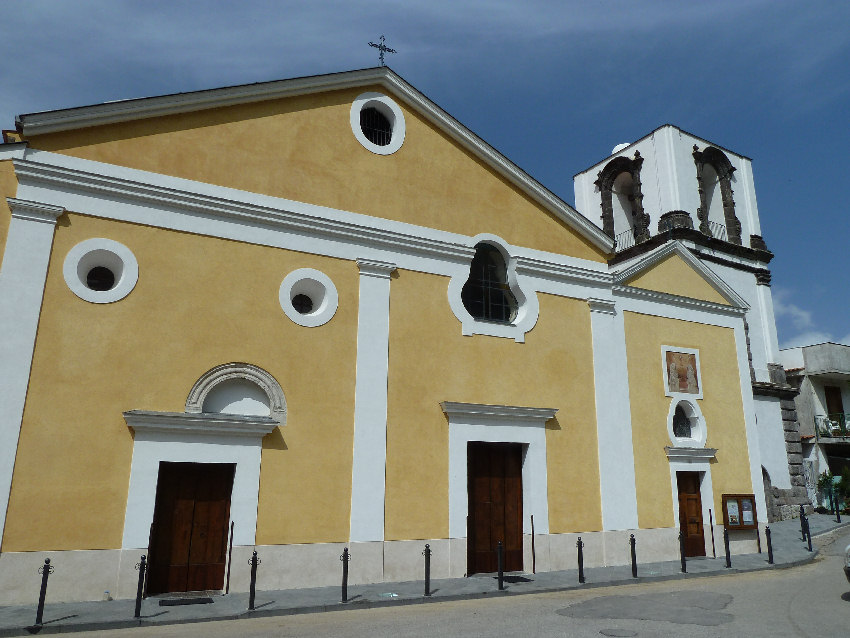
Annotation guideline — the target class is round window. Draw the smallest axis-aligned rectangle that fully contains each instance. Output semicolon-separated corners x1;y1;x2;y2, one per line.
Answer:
350;92;405;155
63;238;139;304
279;268;339;327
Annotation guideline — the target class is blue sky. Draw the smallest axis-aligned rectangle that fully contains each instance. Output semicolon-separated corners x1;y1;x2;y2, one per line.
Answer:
2;1;847;349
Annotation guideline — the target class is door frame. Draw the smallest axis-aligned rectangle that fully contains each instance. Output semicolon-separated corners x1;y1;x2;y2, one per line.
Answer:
122;411;277;551
442;402;557;541
668;461;715;552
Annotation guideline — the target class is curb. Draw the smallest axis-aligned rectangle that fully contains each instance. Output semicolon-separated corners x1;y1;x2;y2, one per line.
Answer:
0;548;823;637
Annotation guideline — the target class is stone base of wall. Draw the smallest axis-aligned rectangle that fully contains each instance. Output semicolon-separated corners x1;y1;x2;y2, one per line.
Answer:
0;525;763;605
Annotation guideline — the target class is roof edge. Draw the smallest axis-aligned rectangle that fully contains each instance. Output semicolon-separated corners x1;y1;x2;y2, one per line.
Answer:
16;67;615;253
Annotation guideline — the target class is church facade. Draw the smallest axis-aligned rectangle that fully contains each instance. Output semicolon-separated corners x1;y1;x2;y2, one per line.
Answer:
0;68;798;603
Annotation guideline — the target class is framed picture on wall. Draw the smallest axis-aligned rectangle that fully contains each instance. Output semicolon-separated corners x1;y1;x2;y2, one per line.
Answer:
722;494;758;530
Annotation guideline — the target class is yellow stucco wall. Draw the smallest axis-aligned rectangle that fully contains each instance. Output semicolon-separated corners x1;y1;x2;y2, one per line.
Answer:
384;272;602;540
0;160;18;264
625;255;730;305
3;213;358;551
624;312;752;529
24;87;606;263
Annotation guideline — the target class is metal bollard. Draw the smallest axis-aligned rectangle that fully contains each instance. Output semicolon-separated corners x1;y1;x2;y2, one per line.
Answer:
248;551;260;610
577;537;585;584
724;528;731;568
134;555;147;618
805;517;813;552
340;547;351;603
496;540;504;591
423;544;432;597
765;526;774;564
679;530;687;573
799;504;807;541
34;558;54;626
630;534;637;578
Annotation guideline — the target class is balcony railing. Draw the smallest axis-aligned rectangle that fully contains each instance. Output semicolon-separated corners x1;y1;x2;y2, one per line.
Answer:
706;221;727;241
614;228;636;251
815;413;850;439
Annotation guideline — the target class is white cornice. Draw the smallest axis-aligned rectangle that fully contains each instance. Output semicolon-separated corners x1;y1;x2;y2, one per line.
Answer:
440;402;558;423
613;284;746;316
12;155;475;263
613;241;749;309
356;258;397;278
0;143;27;160
15;67;613;253
124;410;278;437
515;255;612;286
587;298;616;315
6;198;64;224
664;446;718;462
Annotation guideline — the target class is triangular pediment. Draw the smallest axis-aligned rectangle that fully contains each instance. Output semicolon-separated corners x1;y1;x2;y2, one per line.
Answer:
15;68;612;261
614;242;747;308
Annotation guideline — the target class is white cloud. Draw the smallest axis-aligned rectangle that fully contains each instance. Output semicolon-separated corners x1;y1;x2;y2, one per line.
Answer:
772;288;814;330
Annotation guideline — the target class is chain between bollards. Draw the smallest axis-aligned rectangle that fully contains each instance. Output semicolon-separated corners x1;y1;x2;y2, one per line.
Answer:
496;540;504;591
133;555;147;619
678;530;687;573
34;558;54;626
423;544;432;597
248;551;260;610
629;534;637;578
765;526;774;564
577;537;585;584
723;528;731;568
340;547;351;603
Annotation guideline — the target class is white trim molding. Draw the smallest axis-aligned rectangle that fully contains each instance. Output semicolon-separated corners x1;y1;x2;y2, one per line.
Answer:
125;410;278;438
6;198;65;224
665;446;718;462
349;259;396;543
62;237;139;304
440;402;557;422
666;398;708;448
279;268;339;328
121;410;276;550
350;92;406;155
587;296;640;531
185;362;287;424
0;198;64;550
441;402;556;538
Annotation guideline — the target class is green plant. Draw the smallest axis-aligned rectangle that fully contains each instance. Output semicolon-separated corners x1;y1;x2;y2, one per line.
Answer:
817;470;835;492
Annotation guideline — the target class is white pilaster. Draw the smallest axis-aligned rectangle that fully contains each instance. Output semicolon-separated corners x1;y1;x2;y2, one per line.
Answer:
588;298;640;530
0;198;64;548
349;258;396;542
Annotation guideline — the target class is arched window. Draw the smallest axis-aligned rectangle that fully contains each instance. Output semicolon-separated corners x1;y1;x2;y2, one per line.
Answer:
594;153;649;250
693;146;741;245
185;362;287;424
461;244;517;323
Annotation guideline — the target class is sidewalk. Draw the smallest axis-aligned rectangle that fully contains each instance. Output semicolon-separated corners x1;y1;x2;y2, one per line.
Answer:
1;515;847;636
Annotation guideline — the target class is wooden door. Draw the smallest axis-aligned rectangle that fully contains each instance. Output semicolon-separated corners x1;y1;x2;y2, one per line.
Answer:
467;442;523;574
677;472;706;557
147;462;235;595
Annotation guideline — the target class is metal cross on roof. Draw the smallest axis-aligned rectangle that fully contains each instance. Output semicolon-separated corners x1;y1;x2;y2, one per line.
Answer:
368;35;396;66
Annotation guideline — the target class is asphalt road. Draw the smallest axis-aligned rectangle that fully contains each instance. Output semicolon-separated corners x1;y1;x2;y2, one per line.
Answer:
69;528;850;638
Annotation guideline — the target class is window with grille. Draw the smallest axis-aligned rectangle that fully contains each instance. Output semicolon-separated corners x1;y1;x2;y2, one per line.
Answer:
461;244;517;323
673;405;692;438
360;107;392;146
